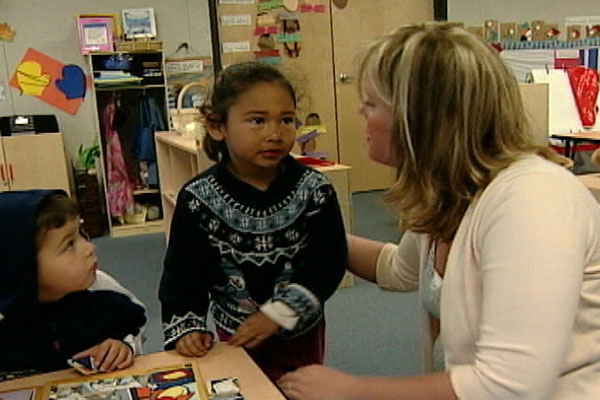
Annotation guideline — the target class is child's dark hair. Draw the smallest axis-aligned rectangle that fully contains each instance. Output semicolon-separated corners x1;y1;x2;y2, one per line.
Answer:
200;61;297;162
35;193;79;248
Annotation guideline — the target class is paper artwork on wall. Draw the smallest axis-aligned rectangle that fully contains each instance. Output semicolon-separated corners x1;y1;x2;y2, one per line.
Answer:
222;41;251;54
221;14;252;26
9;48;88;115
0;23;16;41
219;0;254;3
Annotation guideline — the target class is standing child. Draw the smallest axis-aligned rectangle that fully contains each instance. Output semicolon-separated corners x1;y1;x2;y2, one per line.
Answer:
159;62;347;380
0;190;147;381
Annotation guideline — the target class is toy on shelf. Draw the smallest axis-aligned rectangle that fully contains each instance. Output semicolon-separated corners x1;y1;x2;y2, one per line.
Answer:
296;112;327;158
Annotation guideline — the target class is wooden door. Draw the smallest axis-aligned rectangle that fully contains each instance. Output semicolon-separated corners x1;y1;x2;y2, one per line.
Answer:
2;133;70;194
331;0;433;192
0;137;9;192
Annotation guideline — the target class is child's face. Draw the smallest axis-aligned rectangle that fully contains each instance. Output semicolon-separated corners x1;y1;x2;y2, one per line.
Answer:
210;81;296;185
36;217;98;302
358;78;395;166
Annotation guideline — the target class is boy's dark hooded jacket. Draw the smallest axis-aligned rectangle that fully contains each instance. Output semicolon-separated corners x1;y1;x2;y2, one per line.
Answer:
0;190;146;380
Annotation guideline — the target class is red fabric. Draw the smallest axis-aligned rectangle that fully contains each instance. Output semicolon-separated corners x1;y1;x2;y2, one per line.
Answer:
217;318;325;382
550;144;600;154
296;156;335;167
566;67;599;128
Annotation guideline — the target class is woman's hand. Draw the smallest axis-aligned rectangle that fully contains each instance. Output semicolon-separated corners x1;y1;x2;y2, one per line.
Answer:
278;365;357;400
229;311;279;349
175;331;214;357
71;339;133;372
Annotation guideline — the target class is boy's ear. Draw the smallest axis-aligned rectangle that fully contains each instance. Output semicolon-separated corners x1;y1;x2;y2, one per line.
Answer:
205;115;226;141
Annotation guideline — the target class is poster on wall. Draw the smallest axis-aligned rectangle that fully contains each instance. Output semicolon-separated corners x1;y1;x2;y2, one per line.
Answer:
8;48;88;115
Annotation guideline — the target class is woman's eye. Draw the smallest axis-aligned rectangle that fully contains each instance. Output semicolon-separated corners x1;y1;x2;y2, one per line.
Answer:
362;100;375;108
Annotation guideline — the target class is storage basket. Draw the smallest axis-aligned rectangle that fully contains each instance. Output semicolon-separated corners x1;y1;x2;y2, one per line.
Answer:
169;81;207;140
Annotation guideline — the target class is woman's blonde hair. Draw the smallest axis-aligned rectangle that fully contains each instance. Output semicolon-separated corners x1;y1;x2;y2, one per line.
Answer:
358;22;564;241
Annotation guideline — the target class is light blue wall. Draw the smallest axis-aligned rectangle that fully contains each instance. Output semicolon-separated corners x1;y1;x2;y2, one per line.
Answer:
0;0;212;163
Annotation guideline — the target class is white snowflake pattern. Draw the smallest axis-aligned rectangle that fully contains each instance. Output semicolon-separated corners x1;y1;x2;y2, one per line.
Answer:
255;235;274;251
208;218;220;232
285;229;299;241
230;233;242;244
313;189;326;204
240;216;250;229
188;198;201;212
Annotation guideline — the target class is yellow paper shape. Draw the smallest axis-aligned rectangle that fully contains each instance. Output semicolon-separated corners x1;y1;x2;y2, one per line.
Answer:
17;60;50;96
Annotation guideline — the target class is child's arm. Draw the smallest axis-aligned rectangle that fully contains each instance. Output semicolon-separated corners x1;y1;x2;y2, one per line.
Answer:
159;189;213;353
90;270;147;354
263;180;348;336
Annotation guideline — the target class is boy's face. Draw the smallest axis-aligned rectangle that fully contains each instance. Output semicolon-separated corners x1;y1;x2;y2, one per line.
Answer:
37;217;98;302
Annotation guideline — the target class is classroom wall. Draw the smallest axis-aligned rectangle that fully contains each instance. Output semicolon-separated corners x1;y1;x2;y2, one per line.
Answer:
448;0;600;32
0;0;213;169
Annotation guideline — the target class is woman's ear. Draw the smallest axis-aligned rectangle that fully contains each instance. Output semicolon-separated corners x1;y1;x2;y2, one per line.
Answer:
205;115;226;141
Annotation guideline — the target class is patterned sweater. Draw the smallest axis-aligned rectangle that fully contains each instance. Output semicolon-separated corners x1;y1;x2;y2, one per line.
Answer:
159;156;347;348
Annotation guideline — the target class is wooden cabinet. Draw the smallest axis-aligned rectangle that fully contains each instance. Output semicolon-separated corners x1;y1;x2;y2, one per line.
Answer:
0;133;70;195
88;51;169;237
155;131;354;287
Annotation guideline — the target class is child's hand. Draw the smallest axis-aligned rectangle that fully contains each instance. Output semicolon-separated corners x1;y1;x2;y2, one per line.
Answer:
229;311;279;349
71;339;133;372
175;331;214;357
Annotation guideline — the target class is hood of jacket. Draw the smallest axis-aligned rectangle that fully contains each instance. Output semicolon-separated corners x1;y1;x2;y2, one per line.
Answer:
0;189;65;319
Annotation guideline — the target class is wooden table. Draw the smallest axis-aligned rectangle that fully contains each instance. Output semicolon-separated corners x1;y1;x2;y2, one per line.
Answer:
551;132;600;159
0;344;285;400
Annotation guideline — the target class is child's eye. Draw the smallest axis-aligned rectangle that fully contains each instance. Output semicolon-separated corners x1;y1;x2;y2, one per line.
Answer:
282;117;296;125
249;117;265;125
64;240;75;252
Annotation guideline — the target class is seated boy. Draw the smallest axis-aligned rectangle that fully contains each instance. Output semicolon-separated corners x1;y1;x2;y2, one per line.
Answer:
0;190;147;381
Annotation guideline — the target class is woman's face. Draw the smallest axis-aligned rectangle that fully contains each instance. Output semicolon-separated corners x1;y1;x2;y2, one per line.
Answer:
358;79;395;166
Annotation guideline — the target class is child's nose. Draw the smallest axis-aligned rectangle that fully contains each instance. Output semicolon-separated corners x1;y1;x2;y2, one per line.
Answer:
85;240;96;256
266;122;283;140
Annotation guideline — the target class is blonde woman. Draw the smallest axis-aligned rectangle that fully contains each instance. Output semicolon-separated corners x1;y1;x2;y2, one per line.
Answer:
279;22;600;400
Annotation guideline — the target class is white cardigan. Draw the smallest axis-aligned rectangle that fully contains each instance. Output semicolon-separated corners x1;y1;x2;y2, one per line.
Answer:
376;156;600;400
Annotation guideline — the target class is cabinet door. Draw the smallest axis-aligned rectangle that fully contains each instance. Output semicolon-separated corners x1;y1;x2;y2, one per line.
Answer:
2;133;70;194
0;138;9;192
332;0;433;192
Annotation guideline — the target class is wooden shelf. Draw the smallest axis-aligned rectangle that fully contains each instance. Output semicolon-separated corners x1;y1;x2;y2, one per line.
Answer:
110;219;164;238
163;192;177;206
134;188;160;195
95;84;165;91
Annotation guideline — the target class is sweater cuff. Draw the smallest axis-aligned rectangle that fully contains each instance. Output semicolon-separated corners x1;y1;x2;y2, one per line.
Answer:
260;300;299;330
375;242;400;290
162;311;209;348
271;283;321;327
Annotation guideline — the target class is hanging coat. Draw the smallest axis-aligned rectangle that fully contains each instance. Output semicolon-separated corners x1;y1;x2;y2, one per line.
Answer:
103;98;134;217
133;94;166;162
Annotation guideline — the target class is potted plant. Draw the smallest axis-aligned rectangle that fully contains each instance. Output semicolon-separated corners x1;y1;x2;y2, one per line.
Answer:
72;140;105;237
74;139;101;174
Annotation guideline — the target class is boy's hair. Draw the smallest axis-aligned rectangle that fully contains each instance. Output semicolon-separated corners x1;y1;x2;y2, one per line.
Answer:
35;193;79;248
357;22;565;241
200;61;297;162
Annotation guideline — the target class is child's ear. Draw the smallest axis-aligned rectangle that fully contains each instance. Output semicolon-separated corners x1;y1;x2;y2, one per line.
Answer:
205;116;226;141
